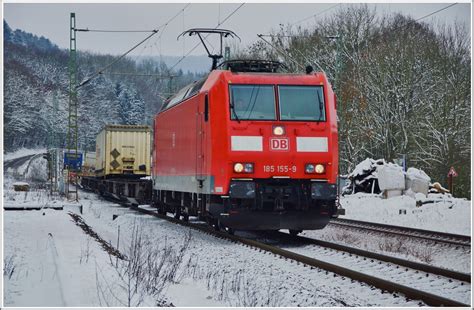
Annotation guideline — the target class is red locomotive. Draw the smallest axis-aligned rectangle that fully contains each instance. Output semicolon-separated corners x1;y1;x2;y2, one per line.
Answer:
80;29;343;235
152;56;342;234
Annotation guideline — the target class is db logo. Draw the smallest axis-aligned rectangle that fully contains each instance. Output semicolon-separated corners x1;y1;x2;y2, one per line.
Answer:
270;138;289;151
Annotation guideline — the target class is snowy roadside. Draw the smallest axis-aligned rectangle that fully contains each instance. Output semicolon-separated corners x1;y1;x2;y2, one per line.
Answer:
339;193;471;236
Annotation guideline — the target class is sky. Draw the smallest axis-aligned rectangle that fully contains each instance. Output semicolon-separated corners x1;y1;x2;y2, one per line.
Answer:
3;1;471;58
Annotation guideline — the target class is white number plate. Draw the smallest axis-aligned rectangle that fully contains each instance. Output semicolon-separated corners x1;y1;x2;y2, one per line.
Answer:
263;165;297;173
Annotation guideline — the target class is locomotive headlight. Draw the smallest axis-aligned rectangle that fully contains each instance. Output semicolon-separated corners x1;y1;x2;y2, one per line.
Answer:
234;163;244;173
273;125;285;136
315;164;325;174
244;163;254;173
305;163;325;174
305;164;315;173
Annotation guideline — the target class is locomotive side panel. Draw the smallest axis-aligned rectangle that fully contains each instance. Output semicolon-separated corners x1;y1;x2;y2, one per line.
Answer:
153;93;212;193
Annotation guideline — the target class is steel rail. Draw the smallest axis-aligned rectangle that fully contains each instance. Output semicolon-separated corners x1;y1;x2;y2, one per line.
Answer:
275;232;470;283
330;218;471;247
129;204;469;307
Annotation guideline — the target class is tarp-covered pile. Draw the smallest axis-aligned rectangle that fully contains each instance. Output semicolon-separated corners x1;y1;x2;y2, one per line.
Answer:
343;158;437;199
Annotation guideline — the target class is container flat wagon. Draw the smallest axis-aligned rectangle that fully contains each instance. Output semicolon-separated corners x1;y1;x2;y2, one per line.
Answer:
81;125;152;204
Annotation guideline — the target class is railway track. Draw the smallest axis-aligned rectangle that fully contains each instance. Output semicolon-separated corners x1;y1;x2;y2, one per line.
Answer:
122;203;470;307
330;218;471;247
3;154;37;170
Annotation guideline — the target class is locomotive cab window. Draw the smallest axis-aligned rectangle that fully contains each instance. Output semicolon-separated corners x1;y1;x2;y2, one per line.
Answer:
229;85;276;120
278;85;326;121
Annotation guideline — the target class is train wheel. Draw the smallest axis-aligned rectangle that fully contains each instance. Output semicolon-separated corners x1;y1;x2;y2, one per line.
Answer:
174;206;181;219
289;229;302;236
157;202;166;215
211;218;220;231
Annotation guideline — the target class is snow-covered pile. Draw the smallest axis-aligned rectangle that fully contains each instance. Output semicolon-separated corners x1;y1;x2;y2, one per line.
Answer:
344;158;434;199
341;193;471;235
344;158;385;194
378;163;405;198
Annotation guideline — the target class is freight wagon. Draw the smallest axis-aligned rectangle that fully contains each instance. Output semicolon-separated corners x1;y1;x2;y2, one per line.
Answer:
81;125;152;204
95;125;151;177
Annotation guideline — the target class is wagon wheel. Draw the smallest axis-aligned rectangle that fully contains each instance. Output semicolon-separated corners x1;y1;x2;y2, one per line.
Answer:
289;229;302;236
174;206;181;219
226;227;235;235
217;219;234;235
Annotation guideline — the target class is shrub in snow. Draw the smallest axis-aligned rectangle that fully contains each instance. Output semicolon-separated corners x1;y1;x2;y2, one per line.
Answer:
3;255;16;280
96;224;192;307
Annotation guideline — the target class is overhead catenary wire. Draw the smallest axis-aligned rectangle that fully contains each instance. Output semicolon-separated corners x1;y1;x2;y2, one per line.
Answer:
75;4;191;35
75;29;157;33
135;3;192;64
76;4;191;87
256;34;305;71
168;3;245;72
289;3;341;27
257;2;458;74
260;3;458;42
391;2;458;33
99;72;176;78
77;29;159;88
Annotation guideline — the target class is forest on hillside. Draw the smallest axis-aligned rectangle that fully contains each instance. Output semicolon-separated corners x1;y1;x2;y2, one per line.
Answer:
241;6;471;197
3;21;204;153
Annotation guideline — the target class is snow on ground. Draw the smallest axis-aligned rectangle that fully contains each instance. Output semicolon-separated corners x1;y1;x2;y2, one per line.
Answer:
340;193;471;236
4;190;425;307
2;150;470;306
78;191;425;307
4;208;110;306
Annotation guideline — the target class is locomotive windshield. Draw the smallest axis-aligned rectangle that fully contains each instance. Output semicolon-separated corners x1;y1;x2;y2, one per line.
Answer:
278;86;326;121
229;85;276;120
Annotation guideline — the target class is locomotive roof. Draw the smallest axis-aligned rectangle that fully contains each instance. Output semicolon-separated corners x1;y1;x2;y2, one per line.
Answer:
159;69;327;113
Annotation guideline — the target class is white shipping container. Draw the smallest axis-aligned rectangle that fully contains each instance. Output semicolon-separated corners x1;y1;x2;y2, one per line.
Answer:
95;125;151;177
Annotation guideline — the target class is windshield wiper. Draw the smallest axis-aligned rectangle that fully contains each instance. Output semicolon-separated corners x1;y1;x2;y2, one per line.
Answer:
316;91;324;123
230;103;241;123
